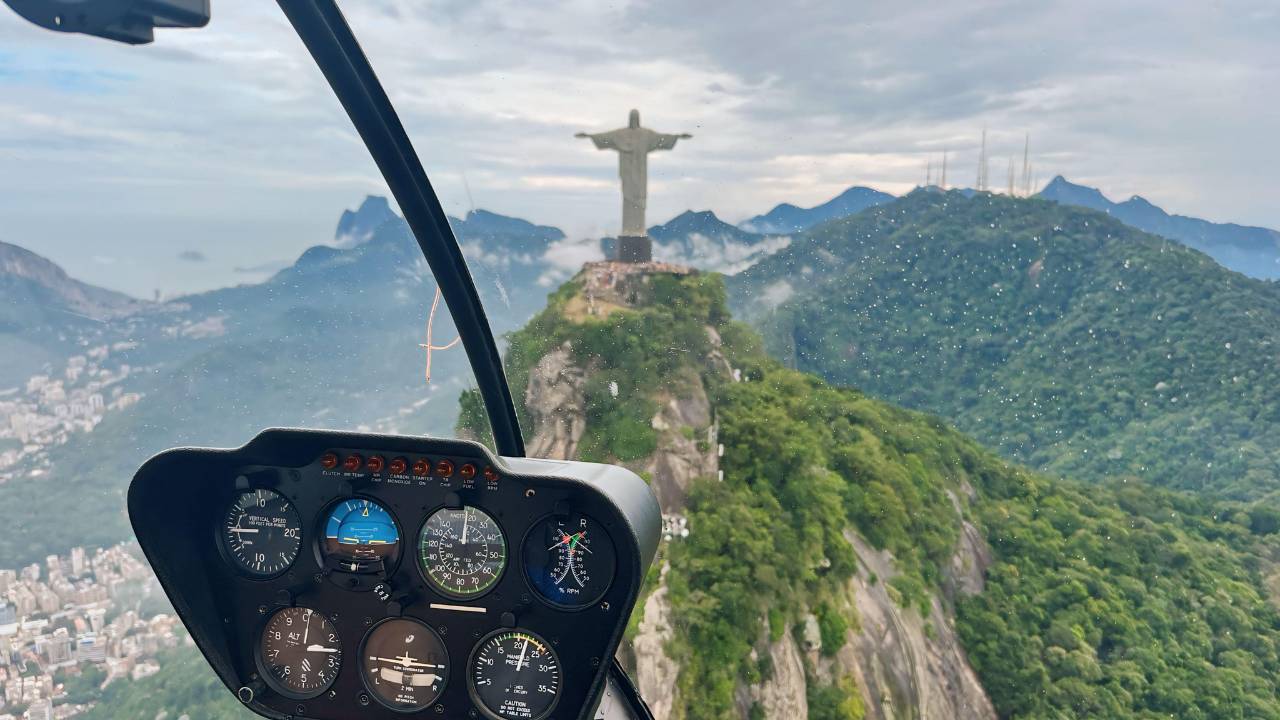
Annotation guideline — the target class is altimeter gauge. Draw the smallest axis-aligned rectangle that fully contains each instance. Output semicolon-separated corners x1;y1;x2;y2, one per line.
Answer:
220;489;302;578
468;630;561;720
418;506;507;599
359;617;449;711
258;607;342;699
522;513;616;609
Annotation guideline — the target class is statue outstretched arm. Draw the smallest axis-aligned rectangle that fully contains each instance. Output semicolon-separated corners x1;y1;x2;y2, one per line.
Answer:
650;132;692;151
575;131;619;150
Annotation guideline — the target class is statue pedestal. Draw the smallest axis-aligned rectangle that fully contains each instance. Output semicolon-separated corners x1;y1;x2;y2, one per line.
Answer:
616;235;652;263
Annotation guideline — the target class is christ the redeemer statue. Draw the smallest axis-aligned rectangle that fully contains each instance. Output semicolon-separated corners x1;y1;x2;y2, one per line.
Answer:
576;109;691;262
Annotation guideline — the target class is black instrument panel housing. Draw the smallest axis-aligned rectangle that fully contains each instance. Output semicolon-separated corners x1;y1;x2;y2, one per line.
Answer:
128;428;660;720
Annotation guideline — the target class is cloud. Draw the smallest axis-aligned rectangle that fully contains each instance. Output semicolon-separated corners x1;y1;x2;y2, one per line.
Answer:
177;250;207;262
538;236;605;287
1;0;1277;297
653;234;792;275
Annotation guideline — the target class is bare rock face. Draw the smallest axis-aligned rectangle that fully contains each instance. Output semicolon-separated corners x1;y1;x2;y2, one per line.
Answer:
631;564;681;720
644;382;718;513
840;533;996;720
945;519;993;599
943;489;993;600
524;343;588;461
737;624;808;720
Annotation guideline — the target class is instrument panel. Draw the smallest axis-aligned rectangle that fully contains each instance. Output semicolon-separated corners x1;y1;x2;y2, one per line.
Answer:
129;429;659;720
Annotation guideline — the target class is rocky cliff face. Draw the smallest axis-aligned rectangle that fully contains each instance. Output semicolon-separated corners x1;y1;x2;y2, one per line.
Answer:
524;343;589;460
511;262;996;720
836;533;995;720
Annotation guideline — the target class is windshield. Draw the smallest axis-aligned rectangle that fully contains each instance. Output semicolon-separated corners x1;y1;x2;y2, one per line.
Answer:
3;2;1279;720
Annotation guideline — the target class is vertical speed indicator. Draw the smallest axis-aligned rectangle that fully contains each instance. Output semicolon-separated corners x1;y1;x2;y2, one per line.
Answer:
220;489;302;578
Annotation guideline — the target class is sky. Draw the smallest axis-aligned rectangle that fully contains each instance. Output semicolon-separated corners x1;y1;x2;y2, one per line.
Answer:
0;0;1277;298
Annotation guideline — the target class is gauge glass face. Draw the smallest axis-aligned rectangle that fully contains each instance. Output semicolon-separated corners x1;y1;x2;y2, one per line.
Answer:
259;607;342;698
221;489;302;578
469;630;561;720
322;498;400;572
360;618;449;711
418;506;506;599
522;514;616;608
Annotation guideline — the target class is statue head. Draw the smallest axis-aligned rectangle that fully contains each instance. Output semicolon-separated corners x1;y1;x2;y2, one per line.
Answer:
629;109;640;129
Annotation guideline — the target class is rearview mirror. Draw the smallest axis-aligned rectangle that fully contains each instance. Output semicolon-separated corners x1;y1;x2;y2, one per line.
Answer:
3;0;209;44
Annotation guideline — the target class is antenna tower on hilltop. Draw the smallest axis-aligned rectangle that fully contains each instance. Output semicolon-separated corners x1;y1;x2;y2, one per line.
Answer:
1020;134;1032;196
976;128;989;191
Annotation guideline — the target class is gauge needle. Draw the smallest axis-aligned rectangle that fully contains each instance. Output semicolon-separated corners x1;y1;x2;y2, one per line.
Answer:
548;530;574;551
549;531;592;555
462;511;470;545
303;614;310;645
306;645;338;653
515;637;529;672
229;528;259;533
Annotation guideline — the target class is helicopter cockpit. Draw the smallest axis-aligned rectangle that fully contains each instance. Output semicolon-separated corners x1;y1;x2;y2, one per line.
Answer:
2;2;662;719
130;430;658;720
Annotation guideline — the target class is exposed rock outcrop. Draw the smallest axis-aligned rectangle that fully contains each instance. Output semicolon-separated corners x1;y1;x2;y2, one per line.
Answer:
737;624;808;720
943;488;993;600
524;343;588;460
840;533;996;720
946;519;992;599
644;382;718;512
631;564;681;720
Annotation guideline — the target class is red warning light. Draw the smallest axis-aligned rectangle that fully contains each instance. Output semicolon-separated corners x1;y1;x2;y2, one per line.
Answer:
435;459;455;478
320;453;338;470
412;459;430;476
483;466;500;483
342;454;362;472
389;457;408;475
459;463;477;480
366;455;385;473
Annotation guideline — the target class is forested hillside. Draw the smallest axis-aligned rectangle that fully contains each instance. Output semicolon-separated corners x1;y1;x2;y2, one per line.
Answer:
729;190;1280;500
461;267;1280;719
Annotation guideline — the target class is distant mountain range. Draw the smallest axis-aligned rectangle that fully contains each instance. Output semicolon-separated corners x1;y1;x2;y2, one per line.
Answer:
0;241;149;386
0;240;144;322
740;185;895;234
729;189;1280;499
334;195;399;247
4;174;1279;560
601;210;791;274
1039;176;1280;279
451;207;565;244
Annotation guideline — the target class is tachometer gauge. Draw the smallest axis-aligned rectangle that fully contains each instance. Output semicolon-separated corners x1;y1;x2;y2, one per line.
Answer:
522;514;616;609
468;630;561;720
359;617;449;711
321;498;400;573
418;506;506;599
221;489;302;578
258;607;342;699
